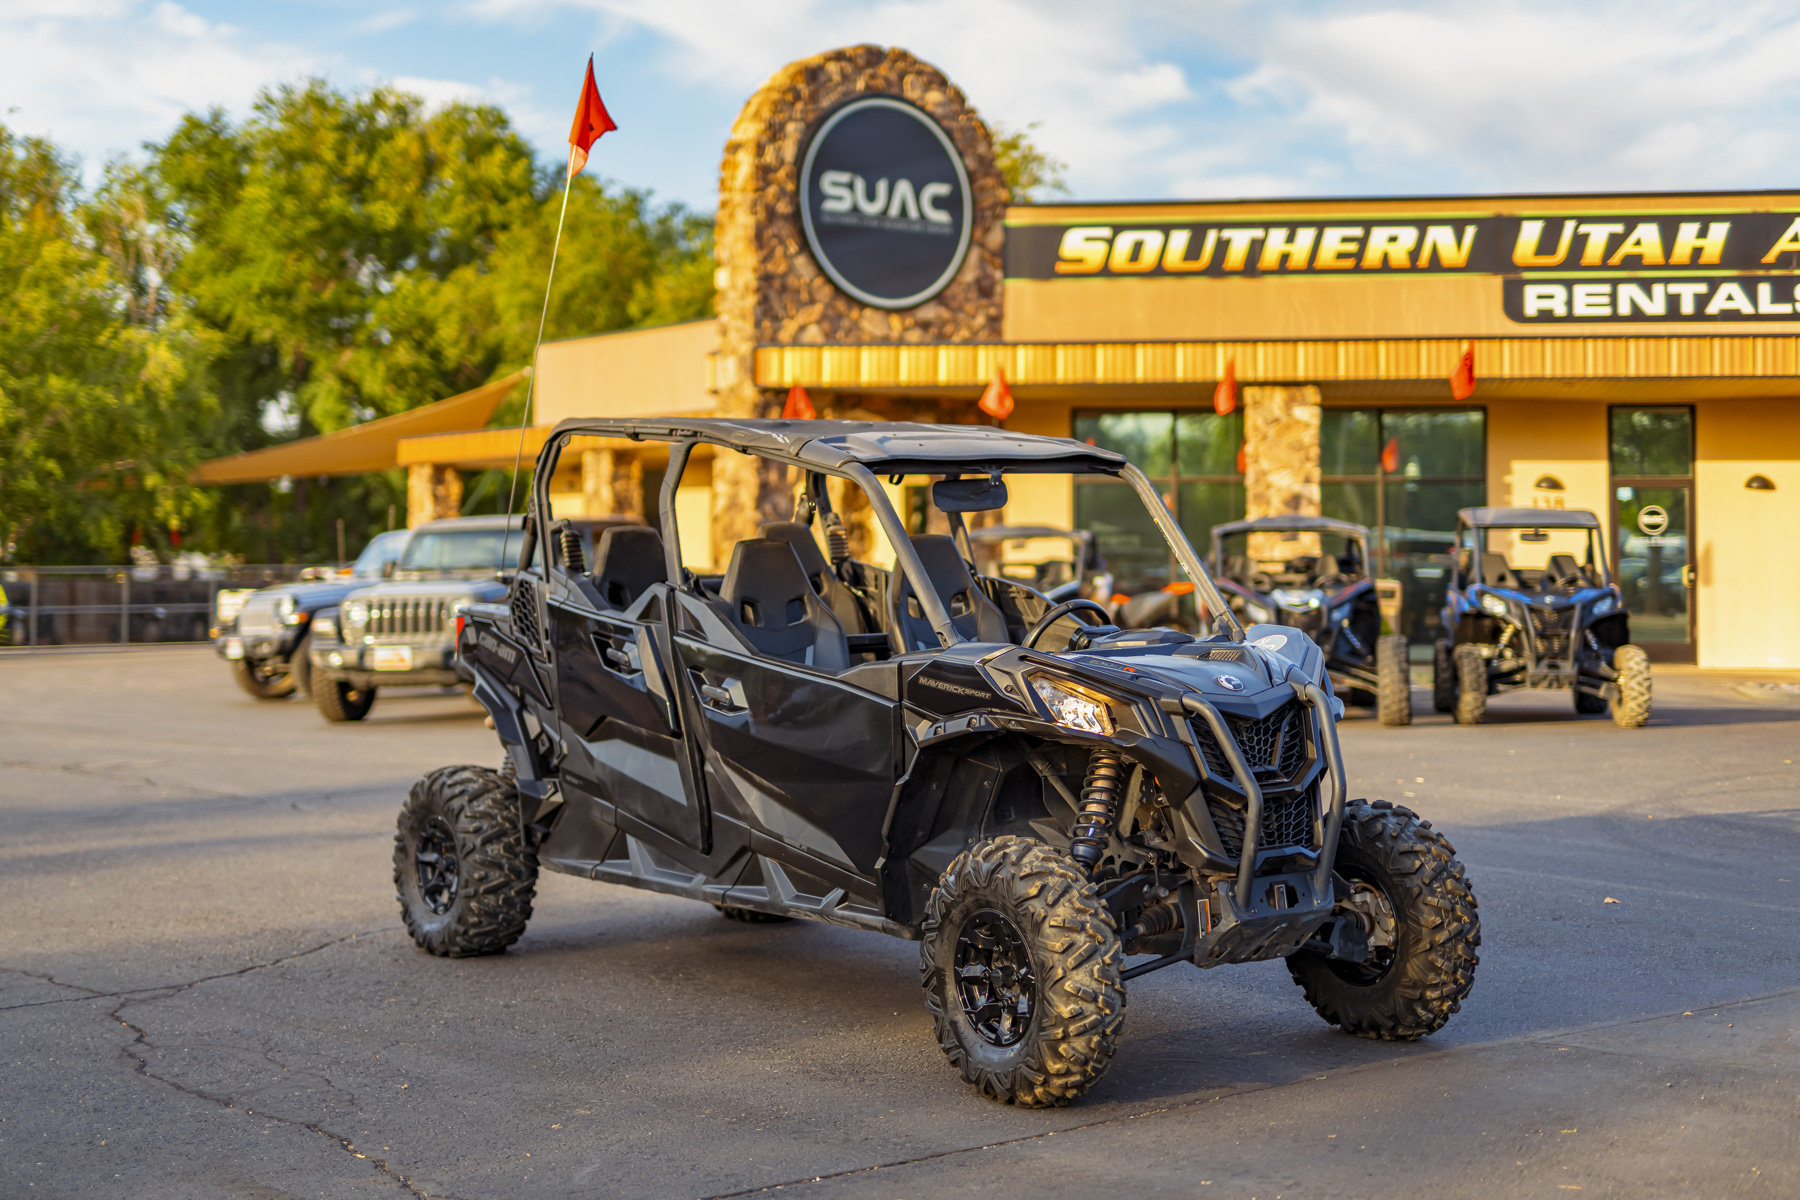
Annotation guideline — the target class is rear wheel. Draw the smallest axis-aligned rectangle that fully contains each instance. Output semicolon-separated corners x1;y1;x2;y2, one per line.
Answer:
921;836;1125;1107
231;656;296;700
1431;640;1456;713
1376;635;1412;726
1453;644;1487;725
1288;800;1480;1039
394;766;537;956
1612;644;1652;728
315;678;376;722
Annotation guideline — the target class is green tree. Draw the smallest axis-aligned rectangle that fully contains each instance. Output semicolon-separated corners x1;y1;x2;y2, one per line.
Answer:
991;122;1070;202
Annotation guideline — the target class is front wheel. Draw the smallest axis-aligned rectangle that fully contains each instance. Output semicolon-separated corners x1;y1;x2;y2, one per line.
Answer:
1453;644;1487;725
395;766;537;956
1431;640;1456;713
1288;800;1481;1040
921;837;1125;1107
1376;634;1412;726
315;678;376;722
1612;644;1652;727
231;656;296;700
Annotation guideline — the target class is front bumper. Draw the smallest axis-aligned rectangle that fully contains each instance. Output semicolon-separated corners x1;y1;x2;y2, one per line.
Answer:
216;630;300;665
310;640;459;689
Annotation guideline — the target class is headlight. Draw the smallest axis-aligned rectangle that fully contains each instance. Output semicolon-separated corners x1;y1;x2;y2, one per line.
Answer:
1030;675;1115;735
1478;592;1511;618
448;599;471;630
343;600;369;636
1271;588;1323;609
1591;594;1616;616
276;595;301;625
311;615;337;640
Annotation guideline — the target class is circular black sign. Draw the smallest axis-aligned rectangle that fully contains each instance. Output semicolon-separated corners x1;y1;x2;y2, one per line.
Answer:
799;97;973;310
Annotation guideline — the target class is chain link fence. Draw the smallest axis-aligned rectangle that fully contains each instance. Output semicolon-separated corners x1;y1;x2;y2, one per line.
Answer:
0;564;320;648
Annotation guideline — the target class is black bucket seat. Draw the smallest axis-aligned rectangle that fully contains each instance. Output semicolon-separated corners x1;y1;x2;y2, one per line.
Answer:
891;534;1009;652
592;526;667;611
719;538;849;672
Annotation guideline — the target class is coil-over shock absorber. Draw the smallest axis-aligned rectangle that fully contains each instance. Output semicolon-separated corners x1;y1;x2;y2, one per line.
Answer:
1069;749;1126;872
822;511;851;573
558;525;585;574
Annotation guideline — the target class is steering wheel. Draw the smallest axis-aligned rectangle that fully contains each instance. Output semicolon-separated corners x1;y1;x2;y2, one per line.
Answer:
1023;599;1115;651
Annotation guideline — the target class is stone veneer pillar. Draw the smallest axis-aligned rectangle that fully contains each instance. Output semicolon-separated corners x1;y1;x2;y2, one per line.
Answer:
711;45;1008;565
1242;385;1322;562
406;463;462;528
581;449;644;521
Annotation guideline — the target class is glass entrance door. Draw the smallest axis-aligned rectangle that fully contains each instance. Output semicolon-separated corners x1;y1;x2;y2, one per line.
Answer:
1613;483;1693;656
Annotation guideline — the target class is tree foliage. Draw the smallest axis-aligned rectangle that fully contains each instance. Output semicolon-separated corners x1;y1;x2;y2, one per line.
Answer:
0;80;715;564
991;122;1070;203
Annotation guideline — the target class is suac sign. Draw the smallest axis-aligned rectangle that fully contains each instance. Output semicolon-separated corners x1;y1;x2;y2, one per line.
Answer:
800;97;973;310
1005;211;1800;324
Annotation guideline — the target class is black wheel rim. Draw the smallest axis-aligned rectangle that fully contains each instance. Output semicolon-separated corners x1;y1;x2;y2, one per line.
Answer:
415;817;460;915
1329;876;1399;985
953;909;1035;1046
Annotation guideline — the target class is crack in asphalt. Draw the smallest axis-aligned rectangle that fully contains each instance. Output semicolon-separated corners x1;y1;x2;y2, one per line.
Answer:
691;983;1800;1200
94;928;470;1199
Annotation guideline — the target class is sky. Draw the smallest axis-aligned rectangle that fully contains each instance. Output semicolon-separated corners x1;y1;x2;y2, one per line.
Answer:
6;0;1800;211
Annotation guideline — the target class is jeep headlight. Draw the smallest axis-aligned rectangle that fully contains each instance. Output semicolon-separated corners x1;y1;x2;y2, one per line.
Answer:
276;594;301;625
312;614;337;641
343;599;369;638
1478;592;1511;618
1030;675;1116;735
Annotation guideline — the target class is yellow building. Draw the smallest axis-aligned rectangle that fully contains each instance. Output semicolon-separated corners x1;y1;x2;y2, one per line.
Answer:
214;45;1800;670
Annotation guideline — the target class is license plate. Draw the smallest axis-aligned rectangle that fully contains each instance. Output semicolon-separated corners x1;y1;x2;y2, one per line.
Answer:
372;645;414;671
224;637;245;660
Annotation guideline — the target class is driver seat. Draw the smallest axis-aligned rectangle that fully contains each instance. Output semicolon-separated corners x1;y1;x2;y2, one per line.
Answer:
891;535;1009;652
1481;552;1521;591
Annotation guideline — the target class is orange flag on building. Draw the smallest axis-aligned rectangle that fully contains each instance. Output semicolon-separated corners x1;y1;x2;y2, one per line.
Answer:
1214;358;1237;415
782;384;817;420
567;56;618;179
1381;437;1401;474
1449;340;1476;400
978;368;1015;421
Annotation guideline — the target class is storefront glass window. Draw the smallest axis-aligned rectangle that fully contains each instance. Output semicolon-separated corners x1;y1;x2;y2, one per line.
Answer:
1074;410;1243;594
1322;407;1485;646
1610;408;1692;477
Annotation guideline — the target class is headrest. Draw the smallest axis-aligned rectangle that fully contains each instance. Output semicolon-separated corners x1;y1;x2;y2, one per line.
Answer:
759;522;830;581
722;539;813;629
592;526;666;610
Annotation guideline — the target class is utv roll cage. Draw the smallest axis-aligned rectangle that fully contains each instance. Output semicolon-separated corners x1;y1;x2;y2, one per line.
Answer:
1453;507;1612;591
520;417;1245;645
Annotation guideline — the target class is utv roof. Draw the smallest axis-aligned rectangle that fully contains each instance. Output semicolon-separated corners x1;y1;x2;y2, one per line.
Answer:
1211;515;1371;539
1459;506;1601;529
548;417;1127;475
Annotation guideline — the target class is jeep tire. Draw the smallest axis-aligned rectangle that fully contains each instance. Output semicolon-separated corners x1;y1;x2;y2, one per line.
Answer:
394;766;537;957
921;836;1125;1107
1288;800;1480;1040
1453;643;1487;725
231;656;296;700
1432;640;1456;713
315;679;376;722
1611;644;1652;728
1376;634;1412;726
289;634;313;698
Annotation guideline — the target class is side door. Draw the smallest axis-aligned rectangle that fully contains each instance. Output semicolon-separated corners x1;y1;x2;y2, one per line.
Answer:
545;571;703;850
669;590;898;883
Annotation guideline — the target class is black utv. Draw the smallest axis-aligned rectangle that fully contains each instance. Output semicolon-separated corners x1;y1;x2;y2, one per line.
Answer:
1210;515;1411;727
398;419;1480;1107
1435;506;1649;727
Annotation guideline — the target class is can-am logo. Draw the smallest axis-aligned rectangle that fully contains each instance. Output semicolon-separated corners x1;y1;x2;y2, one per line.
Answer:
800;97;973;310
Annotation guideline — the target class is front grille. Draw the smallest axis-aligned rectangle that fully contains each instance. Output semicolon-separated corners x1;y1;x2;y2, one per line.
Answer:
1530;606;1575;660
236;594;280;637
368;596;453;640
1208;789;1318;857
1193;701;1309;781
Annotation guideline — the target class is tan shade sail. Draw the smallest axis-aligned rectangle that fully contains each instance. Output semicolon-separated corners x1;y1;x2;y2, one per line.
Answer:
190;371;527;485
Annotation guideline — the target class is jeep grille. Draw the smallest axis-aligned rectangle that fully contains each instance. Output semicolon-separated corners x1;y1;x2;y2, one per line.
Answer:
236;594;280;637
1530;606;1575;660
368;596;453;640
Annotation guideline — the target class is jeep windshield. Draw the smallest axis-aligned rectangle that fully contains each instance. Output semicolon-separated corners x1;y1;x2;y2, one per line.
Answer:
399;529;512;574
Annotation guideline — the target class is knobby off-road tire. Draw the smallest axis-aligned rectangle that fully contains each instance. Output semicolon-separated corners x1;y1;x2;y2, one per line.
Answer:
394;766;537;957
231;656;296;700
1432;640;1457;714
1376;634;1413;726
1453;643;1487;725
1288;800;1480;1040
1611;644;1652;728
314;678;376;722
921;836;1125;1107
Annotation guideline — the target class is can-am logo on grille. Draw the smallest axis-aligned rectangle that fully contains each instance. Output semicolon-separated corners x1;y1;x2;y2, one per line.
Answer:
799;97;973;310
1214;674;1246;692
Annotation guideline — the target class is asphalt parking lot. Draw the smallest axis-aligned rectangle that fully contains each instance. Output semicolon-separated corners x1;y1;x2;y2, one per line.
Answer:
3;647;1797;1199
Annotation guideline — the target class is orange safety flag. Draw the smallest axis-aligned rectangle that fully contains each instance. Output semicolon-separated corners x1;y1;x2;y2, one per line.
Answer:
566;55;618;179
1236;443;1247;475
1213;358;1237;415
1449;340;1476;400
978;367;1015;421
1381;437;1400;474
781;383;817;420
